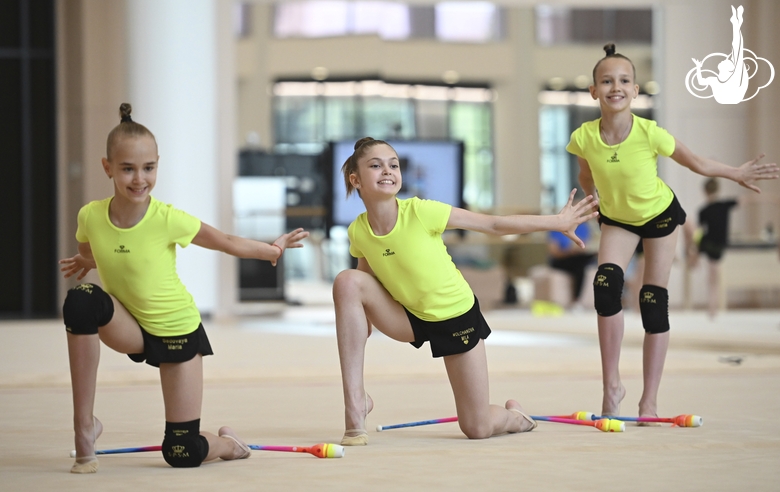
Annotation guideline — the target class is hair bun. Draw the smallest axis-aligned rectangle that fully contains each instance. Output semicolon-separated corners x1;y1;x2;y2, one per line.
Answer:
603;43;616;56
119;103;133;123
354;137;374;150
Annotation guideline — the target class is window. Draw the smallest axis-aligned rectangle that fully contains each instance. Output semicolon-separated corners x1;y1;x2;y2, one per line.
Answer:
536;5;652;46
435;2;502;43
272;79;495;207
273;1;503;42
1;0;57;318
274;1;409;39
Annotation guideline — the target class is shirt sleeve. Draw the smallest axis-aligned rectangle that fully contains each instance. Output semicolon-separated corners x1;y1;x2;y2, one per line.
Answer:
75;204;90;243
348;221;364;258
415;198;451;235
650;122;676;157
566;127;584;157
165;204;201;247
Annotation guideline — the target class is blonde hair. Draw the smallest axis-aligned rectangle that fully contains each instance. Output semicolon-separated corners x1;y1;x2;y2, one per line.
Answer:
341;137;396;197
105;103;157;160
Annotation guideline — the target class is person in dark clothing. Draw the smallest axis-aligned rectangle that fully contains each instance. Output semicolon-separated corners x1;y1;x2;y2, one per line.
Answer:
548;222;597;308
696;178;738;318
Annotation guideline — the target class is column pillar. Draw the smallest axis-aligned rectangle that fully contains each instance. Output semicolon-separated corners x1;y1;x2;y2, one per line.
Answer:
125;0;219;313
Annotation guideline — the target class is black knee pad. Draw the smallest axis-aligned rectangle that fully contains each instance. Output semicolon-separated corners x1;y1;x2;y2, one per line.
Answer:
63;284;114;335
162;419;209;468
593;263;624;317
639;285;669;334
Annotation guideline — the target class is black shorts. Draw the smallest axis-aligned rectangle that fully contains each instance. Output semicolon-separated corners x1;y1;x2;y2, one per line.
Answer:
128;323;214;368
599;194;687;239
699;238;727;261
405;297;491;358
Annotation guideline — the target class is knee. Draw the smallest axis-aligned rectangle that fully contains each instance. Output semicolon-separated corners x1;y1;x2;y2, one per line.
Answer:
63;284;114;335
593;263;624;317
639;285;669;334
162;419;209;468
332;269;367;300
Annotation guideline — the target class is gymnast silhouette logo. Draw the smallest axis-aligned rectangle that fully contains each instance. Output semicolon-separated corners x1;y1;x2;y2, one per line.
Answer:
685;5;774;104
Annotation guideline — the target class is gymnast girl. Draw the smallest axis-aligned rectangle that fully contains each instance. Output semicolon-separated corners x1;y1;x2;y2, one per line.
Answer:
60;103;309;472
334;137;599;445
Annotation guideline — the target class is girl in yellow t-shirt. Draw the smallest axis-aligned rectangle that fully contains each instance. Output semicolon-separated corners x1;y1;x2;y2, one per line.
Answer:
567;44;778;420
59;103;309;473
335;137;599;445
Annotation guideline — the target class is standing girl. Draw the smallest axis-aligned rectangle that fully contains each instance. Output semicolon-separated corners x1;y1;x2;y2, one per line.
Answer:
334;137;599;445
567;44;778;418
60;103;309;472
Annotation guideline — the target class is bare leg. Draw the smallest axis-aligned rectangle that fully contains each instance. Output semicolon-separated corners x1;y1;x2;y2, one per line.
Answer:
595;226;639;416
67;333;102;472
598;313;626;416
444;340;535;439
639;331;670;418
707;260;721;319
68;295;143;473
159;356;249;461
637;228;679;418
332;269;414;444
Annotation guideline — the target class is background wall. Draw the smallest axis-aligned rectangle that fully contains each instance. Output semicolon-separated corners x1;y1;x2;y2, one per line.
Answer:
56;0;780;315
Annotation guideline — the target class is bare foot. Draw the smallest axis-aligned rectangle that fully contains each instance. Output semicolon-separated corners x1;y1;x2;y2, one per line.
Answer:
506;400;537;433
638;399;658;420
342;393;373;445
344;393;373;435
601;384;626;417
73;416;102;460
218;426;251;460
636;407;662;427
71;417;103;474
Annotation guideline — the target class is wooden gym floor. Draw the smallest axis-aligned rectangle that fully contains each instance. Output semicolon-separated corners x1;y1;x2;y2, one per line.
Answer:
1;301;779;491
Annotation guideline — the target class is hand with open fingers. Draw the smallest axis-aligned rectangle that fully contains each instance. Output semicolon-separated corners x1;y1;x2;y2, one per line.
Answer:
276;228;309;250
737;154;780;193
557;189;599;248
269;228;310;266
59;254;96;280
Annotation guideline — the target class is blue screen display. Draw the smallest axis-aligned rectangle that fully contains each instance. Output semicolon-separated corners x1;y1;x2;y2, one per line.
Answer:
331;140;463;226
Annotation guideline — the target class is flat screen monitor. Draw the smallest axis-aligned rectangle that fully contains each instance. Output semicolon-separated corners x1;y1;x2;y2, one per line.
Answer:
329;140;464;227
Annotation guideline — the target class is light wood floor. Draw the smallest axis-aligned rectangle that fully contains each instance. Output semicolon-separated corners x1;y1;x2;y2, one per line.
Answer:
2;304;779;491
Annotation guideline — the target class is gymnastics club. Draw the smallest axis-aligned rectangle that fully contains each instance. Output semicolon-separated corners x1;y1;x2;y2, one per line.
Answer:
377;415;624;433
69;443;345;459
553;412;703;427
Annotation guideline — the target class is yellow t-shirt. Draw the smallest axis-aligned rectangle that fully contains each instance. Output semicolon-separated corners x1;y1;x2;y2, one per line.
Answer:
75;196;202;336
348;197;473;321
567;114;676;226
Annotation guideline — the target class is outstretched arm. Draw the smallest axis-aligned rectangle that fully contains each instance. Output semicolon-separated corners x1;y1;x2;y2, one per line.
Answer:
59;242;97;280
446;189;599;248
671;139;780;193
192;223;309;267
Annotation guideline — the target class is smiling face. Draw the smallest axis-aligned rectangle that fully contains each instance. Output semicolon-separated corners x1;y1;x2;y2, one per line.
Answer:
590;57;639;113
350;143;402;199
102;134;159;206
